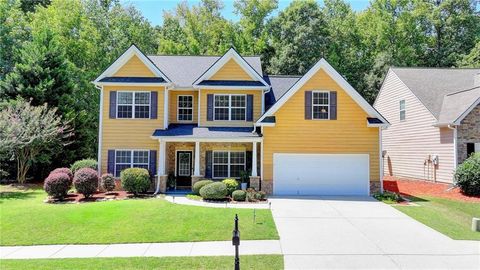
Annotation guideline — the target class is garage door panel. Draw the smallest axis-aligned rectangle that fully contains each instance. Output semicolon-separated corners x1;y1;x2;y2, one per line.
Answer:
273;154;369;196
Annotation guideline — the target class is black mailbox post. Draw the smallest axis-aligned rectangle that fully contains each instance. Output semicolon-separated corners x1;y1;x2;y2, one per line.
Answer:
232;214;240;270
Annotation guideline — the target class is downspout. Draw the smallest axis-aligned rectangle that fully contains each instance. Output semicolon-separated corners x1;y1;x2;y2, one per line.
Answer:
95;84;103;174
448;124;458;171
379;127;384;193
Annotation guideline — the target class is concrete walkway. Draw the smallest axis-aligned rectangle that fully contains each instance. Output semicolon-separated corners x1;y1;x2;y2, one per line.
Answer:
164;195;271;209
0;240;281;260
269;196;480;270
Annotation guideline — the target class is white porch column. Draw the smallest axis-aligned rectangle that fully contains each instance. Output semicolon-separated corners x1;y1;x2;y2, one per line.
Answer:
158;140;166;175
194;141;201;176
251;142;258;177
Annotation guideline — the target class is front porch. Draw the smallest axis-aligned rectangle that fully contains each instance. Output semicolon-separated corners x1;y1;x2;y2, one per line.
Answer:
151;124;262;193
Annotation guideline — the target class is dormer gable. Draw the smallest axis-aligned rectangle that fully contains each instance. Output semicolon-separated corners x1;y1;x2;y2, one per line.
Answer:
94;44;171;85
193;47;269;89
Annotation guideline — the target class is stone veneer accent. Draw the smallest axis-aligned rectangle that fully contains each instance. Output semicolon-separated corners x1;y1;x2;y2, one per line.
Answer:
370;181;381;194
249;176;260;190
199;142;254;176
457;104;480;163
165;142;195;175
157;175;167;193
191;175;203;187
262;180;273;194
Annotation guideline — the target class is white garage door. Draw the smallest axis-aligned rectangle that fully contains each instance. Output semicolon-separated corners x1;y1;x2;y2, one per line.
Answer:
273;154;370;196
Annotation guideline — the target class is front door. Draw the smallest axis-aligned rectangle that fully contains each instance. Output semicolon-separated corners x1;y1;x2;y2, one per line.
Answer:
176;151;192;188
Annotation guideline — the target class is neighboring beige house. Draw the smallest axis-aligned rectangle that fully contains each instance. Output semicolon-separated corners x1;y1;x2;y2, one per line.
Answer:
374;68;480;184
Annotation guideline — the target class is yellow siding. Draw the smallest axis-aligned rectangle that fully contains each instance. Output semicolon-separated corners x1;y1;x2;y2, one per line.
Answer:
100;85;164;175
210;59;253;80
113;55;155;77
199;89;262;127
262;69;380;182
169;91;199;124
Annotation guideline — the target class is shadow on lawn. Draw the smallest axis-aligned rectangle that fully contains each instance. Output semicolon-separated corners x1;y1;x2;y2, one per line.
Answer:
404;195;429;203
0;191;36;202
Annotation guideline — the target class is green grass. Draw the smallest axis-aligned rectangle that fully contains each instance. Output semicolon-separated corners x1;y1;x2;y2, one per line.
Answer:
0;185;278;246
0;255;284;270
393;196;480;240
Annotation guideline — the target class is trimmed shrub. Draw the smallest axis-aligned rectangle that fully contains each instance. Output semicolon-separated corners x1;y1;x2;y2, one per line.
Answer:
232;190;246;201
246;188;257;202
256;191;267;200
454;153;480;196
73;168;99;198
192;179;213;195
44;173;71;199
199;182;228;200
50;168;73;184
222;178;239;195
71;159;98;173
101;173;116;192
121;168;150;195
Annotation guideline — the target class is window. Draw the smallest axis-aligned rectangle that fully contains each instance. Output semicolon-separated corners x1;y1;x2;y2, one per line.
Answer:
214;95;246;121
177;95;193;121
117;91;150;119
312;91;329;119
399;100;406;121
212;151;245;178
114;150;149;177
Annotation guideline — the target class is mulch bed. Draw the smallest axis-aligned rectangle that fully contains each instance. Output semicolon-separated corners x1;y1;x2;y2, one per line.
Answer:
383;176;480;202
46;191;157;204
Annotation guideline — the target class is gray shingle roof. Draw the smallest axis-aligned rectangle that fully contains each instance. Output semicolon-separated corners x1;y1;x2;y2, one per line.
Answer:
263;75;301;110
391;68;480;119
147;55;262;87
437;87;480;124
152;124;260;138
197;80;265;87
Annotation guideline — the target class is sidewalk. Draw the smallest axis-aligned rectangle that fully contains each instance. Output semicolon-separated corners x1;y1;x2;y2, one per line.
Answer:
0;240;282;260
164;195;271;209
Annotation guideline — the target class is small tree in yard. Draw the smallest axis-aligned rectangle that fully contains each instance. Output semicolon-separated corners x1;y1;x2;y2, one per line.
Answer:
0;99;70;184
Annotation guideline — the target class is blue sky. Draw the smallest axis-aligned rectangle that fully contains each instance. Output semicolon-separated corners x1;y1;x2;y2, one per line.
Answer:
120;0;370;26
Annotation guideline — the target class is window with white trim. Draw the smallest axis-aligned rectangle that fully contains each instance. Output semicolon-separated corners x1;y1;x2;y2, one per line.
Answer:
117;91;150;119
114;150;149;177
212;151;246;178
312;91;329;119
177;95;193;121
214;95;246;121
399;100;406;121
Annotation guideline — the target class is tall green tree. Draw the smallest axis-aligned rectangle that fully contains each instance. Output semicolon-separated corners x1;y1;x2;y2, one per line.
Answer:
233;0;278;55
266;0;328;75
458;40;480;67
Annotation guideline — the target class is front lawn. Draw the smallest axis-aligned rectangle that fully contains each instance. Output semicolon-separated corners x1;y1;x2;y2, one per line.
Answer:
393;196;480;240
0;255;284;270
0;185;278;245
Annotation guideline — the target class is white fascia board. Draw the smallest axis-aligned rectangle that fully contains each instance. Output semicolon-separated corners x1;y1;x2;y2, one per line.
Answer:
193;85;268;90
256;58;388;124
255;122;275;127
367;122;389;128
93;82;170;87
94;45;171;83
192;48;268;87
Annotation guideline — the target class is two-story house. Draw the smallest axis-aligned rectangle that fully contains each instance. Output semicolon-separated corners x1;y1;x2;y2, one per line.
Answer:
93;45;388;195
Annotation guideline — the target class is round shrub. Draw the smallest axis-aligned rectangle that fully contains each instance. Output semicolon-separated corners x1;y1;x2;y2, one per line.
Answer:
121;168;150;195
199;182;228;200
454;153;480;196
101;173;116;192
222;178;239;195
71;159;98;173
192;179;213;195
73;168;99;198
50;168;73;184
44;173;71;199
232;190;246;201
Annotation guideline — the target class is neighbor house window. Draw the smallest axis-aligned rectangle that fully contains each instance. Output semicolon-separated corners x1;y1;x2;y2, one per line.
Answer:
177;95;193;121
214;95;246;121
312;91;329;119
212;151;245;178
117;91;150;119
114;150;149;177
399;100;406;121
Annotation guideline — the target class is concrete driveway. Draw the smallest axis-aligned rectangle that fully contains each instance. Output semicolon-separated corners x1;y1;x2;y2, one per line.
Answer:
270;197;480;269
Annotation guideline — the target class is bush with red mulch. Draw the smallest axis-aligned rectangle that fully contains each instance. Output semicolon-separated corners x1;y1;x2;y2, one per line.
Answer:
383;176;480;202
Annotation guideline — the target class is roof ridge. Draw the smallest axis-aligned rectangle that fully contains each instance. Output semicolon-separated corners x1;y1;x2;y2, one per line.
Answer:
445;85;480;96
392;66;480;70
266;74;302;78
